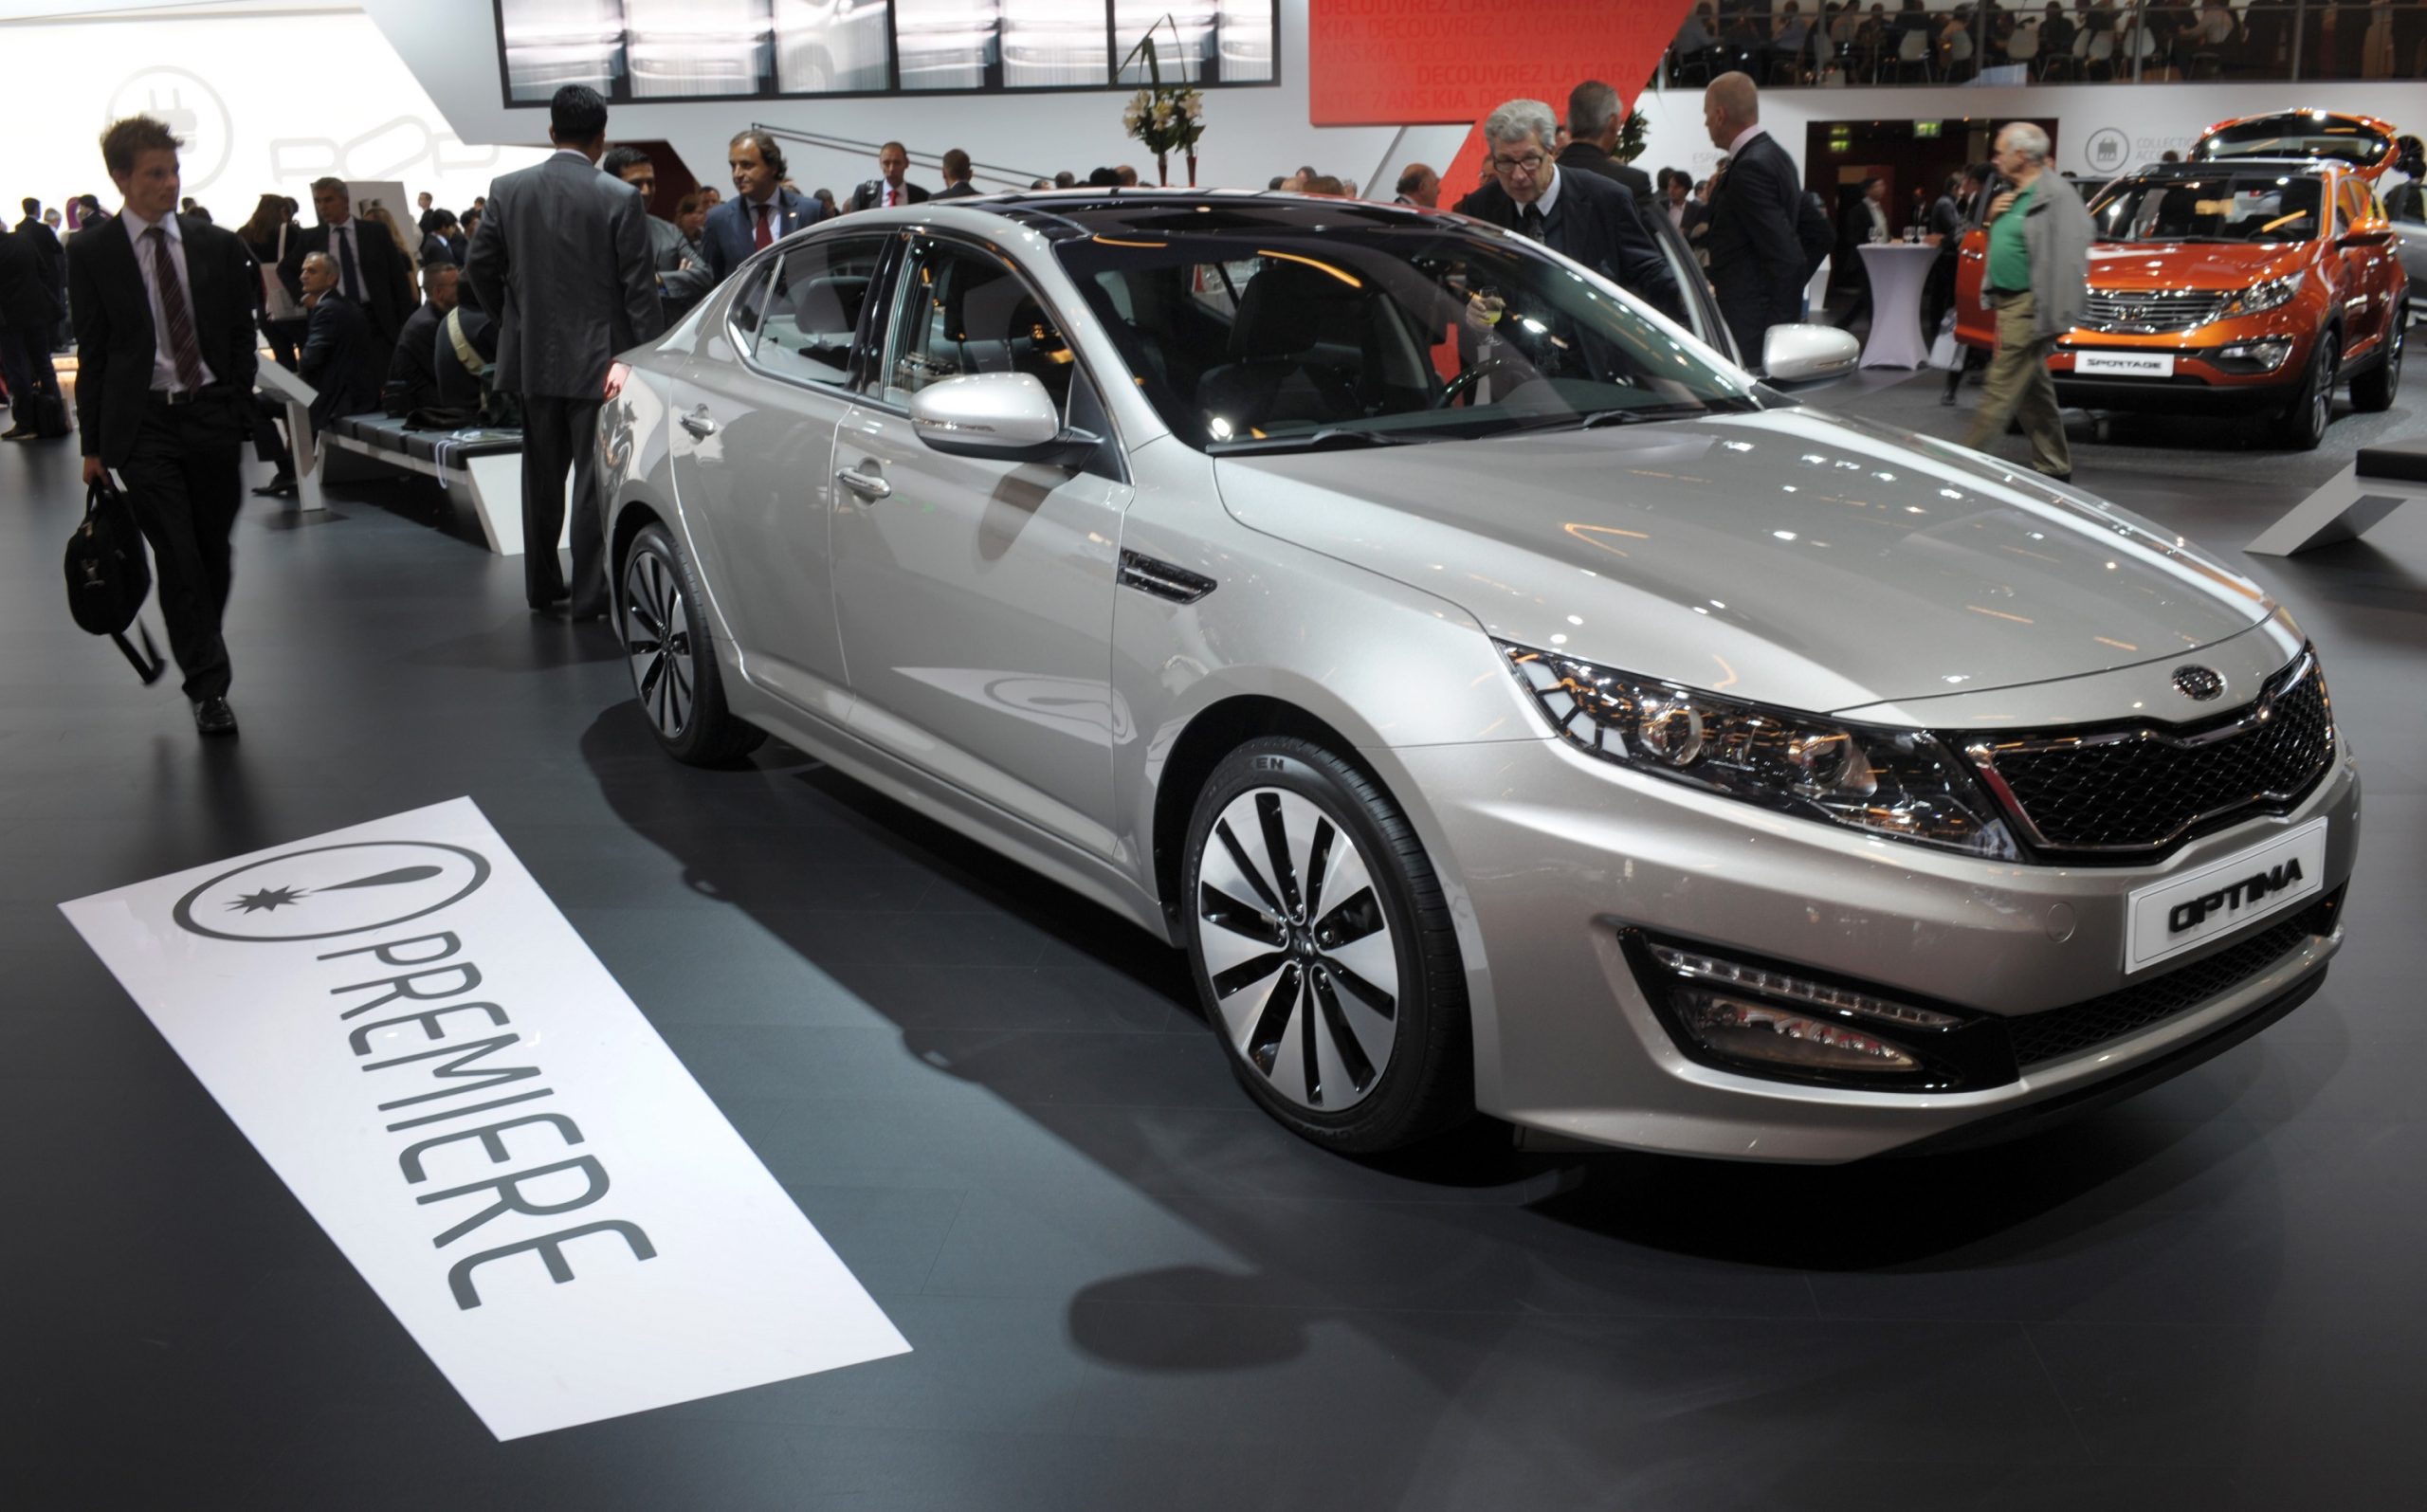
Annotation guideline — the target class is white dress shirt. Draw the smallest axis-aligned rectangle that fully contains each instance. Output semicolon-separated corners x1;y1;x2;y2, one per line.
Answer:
117;204;217;392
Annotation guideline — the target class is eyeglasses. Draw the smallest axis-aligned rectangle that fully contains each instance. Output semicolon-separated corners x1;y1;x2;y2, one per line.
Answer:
1490;153;1548;175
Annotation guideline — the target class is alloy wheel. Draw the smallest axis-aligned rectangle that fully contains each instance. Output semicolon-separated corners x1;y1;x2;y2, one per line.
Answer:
2308;338;2337;443
623;550;695;740
1194;788;1399;1114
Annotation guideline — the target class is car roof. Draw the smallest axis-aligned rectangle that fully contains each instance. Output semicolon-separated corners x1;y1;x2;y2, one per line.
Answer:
893;190;1454;244
2128;159;2342;178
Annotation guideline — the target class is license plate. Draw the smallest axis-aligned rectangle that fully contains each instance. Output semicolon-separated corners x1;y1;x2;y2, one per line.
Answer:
2125;819;2327;975
2075;351;2176;378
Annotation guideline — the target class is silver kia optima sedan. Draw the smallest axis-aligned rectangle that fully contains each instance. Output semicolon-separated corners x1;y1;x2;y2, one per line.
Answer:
595;192;2359;1162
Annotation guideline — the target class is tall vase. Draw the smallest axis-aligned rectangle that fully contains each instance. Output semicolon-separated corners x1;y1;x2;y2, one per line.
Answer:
1157;151;1169;187
1186;151;1197;188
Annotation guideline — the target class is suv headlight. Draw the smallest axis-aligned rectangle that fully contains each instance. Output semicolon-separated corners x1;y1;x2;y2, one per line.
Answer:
2222;271;2304;318
1499;642;2019;860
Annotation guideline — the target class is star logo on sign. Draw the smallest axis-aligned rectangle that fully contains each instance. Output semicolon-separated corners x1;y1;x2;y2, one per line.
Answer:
228;885;305;914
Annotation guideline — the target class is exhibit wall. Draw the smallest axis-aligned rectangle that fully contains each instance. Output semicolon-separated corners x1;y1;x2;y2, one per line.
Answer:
0;7;551;226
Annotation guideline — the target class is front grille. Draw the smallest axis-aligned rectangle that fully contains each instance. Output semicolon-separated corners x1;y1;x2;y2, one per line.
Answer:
1965;651;2334;857
2005;892;2340;1068
2079;288;2231;334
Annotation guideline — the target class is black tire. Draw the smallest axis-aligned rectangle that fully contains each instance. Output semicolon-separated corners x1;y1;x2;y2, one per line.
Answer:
619;522;765;767
1179;737;1470;1154
2349;318;2402;413
2274;333;2338;451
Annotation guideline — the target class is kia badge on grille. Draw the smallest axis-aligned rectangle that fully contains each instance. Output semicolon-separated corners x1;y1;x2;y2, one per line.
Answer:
2173;665;2226;701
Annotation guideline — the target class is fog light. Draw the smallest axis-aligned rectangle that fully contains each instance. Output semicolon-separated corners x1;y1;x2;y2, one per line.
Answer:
1673;989;1921;1073
2213;338;2292;373
1649;942;1962;1030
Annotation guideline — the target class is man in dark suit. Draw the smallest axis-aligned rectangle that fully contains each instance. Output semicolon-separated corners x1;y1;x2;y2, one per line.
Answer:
601;145;715;323
1;225;65;439
279;175;415;379
1454;99;1683;324
1558;81;1656;202
849;141;931;213
296;251;380;429
701;129;822;282
24;202;70;349
1700;72;1809;367
465;83;662;619
69;115;259;735
386;262;456;417
1394;164;1440;208
932;149;981;200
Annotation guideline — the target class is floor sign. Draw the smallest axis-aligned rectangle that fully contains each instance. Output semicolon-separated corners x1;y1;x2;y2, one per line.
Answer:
61;797;910;1440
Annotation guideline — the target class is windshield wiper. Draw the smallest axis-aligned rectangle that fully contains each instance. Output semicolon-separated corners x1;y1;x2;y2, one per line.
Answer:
1572;401;1746;429
1211;426;1433;454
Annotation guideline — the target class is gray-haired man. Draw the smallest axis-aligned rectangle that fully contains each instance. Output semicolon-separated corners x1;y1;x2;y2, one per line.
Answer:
1962;122;2092;482
1453;98;1681;322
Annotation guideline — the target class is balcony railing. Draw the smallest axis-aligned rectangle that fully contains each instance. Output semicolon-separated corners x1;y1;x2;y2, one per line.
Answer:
1658;1;2427;87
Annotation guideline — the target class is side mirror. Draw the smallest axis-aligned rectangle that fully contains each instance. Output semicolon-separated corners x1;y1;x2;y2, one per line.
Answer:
908;372;1099;465
2336;228;2394;249
1761;324;1861;388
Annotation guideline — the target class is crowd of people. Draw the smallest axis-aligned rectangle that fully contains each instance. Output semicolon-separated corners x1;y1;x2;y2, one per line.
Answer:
1670;0;2427;83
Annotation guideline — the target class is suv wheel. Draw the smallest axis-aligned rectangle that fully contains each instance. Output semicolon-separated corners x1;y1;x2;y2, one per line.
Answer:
2275;333;2338;450
621;523;766;766
1180;738;1471;1154
2350;319;2402;412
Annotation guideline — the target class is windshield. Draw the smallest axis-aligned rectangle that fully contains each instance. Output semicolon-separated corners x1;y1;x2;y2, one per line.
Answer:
1051;209;1755;453
2193;117;2393;170
2089;173;2326;245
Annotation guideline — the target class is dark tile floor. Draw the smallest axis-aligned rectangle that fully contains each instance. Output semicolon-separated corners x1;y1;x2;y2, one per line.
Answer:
3;370;2421;1510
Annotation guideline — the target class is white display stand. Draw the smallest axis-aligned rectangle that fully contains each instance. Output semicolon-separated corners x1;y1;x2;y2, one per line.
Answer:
2247;446;2423;556
250;362;324;516
1854;243;1938;369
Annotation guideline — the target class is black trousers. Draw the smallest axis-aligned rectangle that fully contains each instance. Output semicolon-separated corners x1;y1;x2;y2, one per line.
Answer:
519;393;605;611
263;317;307;373
121;392;246;701
1717;288;1798;373
2;328;59;423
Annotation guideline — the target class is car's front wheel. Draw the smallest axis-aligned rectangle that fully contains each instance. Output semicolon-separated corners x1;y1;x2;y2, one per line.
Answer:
2350;317;2402;412
2274;332;2338;450
1180;738;1470;1154
621;522;765;767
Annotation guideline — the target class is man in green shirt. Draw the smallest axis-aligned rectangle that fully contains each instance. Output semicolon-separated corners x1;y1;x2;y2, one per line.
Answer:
1962;122;2093;481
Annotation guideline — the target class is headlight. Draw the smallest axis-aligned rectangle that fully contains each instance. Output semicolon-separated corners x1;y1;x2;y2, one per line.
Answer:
2222;272;2304;318
1499;642;2020;859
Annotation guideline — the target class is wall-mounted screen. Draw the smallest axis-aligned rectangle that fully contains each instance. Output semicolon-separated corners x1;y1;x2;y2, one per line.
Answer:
495;0;1275;105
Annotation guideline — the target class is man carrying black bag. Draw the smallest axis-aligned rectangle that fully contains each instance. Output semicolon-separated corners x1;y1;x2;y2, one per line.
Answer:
68;114;258;736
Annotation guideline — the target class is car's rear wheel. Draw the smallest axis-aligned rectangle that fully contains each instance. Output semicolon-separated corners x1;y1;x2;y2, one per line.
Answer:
1180;738;1470;1154
621;523;765;767
2350;318;2402;412
2274;333;2338;450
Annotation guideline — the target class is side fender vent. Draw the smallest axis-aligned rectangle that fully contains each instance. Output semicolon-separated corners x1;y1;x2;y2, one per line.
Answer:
1118;550;1215;605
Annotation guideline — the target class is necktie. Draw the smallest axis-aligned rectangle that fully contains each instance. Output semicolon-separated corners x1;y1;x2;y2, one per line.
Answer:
146;226;207;392
1521;206;1546;242
337;223;362;301
753;204;773;250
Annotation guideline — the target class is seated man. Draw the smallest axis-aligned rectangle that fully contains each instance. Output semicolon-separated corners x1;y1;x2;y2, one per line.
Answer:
297;250;380;430
388;262;457;418
433;299;504;419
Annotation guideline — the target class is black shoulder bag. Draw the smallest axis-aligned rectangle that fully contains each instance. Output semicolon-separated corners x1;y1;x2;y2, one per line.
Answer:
64;475;168;684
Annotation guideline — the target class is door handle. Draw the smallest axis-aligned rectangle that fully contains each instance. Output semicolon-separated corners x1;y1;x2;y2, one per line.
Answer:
679;409;718;438
836;466;891;500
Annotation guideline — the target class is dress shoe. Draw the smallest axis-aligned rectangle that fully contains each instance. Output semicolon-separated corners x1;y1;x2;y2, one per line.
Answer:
2;426;34;442
251;474;298;499
1939;390;1958;407
192;698;239;736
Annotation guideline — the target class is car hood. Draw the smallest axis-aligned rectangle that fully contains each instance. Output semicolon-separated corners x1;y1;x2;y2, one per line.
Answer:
2085;241;2308;288
1210;406;2274;716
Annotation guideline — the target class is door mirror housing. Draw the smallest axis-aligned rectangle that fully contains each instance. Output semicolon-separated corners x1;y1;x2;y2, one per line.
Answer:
1761;324;1862;388
2336;228;2394;250
909;373;1099;465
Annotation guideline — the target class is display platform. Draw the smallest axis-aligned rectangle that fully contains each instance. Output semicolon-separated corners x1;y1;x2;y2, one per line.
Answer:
3;370;2422;1509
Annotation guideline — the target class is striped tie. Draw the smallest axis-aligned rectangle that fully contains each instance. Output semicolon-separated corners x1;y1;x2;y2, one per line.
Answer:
146;225;207;392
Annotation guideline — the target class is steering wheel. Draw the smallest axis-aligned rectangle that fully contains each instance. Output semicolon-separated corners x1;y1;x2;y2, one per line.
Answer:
1433;358;1513;410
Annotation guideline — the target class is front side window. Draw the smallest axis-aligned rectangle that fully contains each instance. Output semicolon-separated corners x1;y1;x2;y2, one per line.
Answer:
877;238;1078;412
2089;174;2326;246
1054;208;1755;453
754;235;887;386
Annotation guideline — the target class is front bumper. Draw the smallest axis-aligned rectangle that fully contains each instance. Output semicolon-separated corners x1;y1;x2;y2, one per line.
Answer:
1387;731;2360;1163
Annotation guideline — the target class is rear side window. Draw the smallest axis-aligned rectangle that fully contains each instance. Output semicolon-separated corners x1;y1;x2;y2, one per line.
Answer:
754;236;887;387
